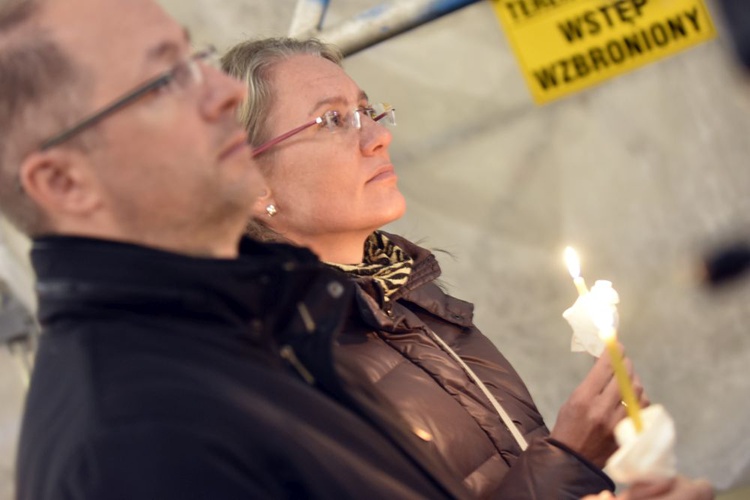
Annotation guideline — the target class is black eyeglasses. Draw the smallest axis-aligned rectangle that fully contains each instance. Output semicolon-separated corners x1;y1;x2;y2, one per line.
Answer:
39;46;218;151
252;103;396;157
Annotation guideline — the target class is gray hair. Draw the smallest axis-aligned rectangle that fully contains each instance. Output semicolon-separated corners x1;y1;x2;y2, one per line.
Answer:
0;0;89;235
221;37;343;243
220;37;343;149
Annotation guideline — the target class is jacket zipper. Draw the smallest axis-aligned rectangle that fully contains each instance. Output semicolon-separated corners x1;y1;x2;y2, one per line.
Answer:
279;345;316;385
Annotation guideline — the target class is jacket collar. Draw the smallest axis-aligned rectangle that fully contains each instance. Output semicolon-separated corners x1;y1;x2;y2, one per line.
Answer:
31;235;324;345
381;232;439;300
352;232;474;329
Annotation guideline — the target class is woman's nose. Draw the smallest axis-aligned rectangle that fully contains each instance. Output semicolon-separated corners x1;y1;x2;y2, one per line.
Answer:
360;119;393;155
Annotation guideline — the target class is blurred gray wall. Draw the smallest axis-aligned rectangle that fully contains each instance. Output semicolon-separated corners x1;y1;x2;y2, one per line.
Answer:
2;0;750;497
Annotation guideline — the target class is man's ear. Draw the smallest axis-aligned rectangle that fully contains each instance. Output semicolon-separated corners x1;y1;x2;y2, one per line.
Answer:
19;149;101;219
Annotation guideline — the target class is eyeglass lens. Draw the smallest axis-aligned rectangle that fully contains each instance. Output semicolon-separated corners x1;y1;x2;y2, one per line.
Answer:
320;104;396;132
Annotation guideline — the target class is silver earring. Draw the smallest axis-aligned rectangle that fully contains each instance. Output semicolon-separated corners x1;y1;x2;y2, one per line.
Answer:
265;204;277;217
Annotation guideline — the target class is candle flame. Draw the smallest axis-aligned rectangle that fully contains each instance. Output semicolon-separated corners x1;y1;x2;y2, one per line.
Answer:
564;247;581;279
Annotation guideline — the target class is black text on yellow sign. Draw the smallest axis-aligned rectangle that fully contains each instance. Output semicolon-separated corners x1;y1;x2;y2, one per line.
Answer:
490;0;717;104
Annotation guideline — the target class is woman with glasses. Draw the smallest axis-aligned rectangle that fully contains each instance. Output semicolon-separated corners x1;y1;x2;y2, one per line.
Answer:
221;38;646;499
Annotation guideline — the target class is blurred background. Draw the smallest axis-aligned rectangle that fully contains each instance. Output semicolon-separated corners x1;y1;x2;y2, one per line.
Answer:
3;0;750;498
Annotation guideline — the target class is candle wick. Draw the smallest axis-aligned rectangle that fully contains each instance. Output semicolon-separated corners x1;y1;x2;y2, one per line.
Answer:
574;276;589;296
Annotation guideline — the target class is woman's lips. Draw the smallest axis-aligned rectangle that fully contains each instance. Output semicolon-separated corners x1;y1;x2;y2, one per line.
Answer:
368;164;396;183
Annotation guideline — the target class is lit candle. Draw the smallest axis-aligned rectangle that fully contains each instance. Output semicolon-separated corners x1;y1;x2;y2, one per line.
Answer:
564;247;589;296
591;306;643;433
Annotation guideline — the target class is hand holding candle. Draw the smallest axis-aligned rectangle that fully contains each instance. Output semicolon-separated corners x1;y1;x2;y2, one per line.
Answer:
562;246;641;430
560;247;676;484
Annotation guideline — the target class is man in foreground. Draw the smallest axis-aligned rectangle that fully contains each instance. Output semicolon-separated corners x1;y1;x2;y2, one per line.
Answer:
3;0;469;498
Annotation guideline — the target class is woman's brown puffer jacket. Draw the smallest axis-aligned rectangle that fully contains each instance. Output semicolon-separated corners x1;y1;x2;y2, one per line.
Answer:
335;232;614;499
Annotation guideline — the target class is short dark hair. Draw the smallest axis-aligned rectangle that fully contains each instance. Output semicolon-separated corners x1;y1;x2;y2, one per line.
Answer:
0;0;88;235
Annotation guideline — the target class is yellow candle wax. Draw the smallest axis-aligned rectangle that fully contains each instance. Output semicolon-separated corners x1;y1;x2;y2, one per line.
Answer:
601;327;643;433
573;276;588;297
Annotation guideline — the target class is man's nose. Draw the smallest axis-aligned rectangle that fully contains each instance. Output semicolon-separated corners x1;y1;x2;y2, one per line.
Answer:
200;65;248;121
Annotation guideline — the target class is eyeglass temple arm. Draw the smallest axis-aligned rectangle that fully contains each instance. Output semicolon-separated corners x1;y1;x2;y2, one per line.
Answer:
40;77;167;151
373;106;395;123
251;118;321;157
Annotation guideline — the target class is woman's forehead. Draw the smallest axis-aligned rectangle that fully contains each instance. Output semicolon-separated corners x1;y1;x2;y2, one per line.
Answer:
273;54;363;103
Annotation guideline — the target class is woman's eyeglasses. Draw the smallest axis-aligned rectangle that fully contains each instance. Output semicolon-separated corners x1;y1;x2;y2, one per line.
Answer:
251;102;396;157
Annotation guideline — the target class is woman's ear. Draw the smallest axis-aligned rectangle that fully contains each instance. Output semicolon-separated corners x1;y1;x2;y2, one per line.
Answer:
19;149;101;220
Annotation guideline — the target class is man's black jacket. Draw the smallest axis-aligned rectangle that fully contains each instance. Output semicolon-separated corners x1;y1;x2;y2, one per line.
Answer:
16;236;471;499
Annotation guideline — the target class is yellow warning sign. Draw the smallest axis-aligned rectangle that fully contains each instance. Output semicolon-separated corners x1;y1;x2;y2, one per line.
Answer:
489;0;717;104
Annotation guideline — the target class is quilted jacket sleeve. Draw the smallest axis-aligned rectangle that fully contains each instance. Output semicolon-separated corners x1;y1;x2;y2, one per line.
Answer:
493;436;615;500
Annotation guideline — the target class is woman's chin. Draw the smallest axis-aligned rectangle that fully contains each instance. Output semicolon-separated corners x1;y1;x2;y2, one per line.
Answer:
376;202;407;228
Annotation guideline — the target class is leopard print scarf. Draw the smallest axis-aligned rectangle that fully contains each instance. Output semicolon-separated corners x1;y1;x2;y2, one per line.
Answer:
327;231;413;304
